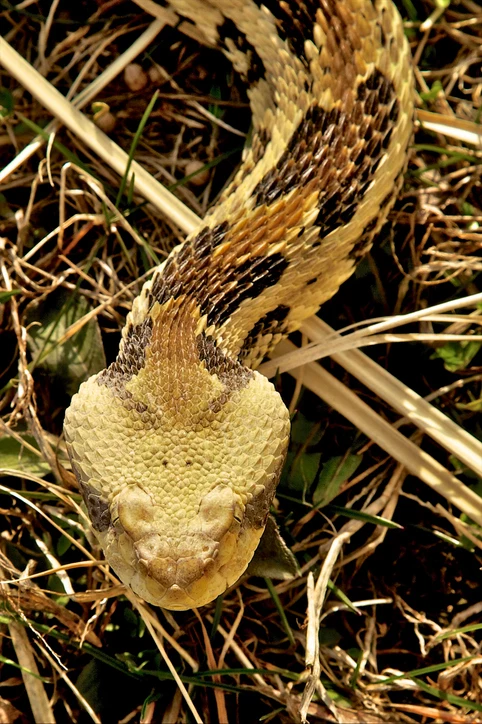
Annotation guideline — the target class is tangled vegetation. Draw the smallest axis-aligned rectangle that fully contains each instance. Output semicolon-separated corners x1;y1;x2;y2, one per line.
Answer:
0;1;482;722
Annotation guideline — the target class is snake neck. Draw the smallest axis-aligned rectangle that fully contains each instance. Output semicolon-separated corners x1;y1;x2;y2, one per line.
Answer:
97;297;256;428
122;0;414;368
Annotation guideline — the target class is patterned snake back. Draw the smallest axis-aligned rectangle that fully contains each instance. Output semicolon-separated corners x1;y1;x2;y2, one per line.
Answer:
64;0;414;610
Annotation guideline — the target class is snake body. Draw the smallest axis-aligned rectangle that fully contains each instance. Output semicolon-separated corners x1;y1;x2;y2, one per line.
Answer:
64;0;413;610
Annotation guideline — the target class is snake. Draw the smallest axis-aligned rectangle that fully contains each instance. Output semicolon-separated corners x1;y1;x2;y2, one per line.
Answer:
64;0;414;610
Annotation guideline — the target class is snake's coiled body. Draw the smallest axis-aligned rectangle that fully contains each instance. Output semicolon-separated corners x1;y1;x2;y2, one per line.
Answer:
64;0;413;610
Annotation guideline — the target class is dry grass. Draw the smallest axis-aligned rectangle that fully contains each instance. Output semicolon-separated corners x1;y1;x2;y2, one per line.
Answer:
1;1;482;722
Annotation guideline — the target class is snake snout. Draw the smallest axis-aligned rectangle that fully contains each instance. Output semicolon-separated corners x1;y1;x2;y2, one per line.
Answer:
112;482;246;606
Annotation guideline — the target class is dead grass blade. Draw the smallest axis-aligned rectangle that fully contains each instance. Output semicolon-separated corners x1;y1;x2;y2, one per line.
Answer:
0;580;55;724
0;37;199;233
300;532;351;723
417;109;482;147
273;339;482;527
0;20;166;185
124;592;203;724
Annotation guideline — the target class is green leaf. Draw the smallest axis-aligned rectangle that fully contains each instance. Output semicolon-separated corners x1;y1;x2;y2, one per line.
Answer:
290;413;323;445
283;451;321;492
375;655;475;685
420;80;443;103
0;434;51;477
76;659;109;713
26;289;106;396
208;84;223;119
0;654;48;681
0;88;14;117
0;290;22;303
456;396;482;412
327;579;359;613
435;623;482;641
16;113;89;170
0;193;14;220
313;454;362;506
327;505;403;529
318;627;342;647
264;578;296;646
431;340;481;372
116;91;159;207
461;201;476;216
413;677;482;713
248;516;299;580
400;0;419;21
56;534;72;557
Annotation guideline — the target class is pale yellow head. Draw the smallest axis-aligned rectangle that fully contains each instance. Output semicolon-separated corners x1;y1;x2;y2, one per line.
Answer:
64;301;290;610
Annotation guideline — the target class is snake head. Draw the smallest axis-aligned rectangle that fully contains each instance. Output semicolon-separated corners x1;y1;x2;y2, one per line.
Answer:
64;304;290;609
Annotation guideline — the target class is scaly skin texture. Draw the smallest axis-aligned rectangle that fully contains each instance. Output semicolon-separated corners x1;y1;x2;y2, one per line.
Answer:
64;0;414;610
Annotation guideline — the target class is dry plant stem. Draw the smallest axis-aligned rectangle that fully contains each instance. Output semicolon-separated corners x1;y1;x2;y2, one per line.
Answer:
0;37;199;233
0;239;64;483
58;163;150;253
204;615;269;689
0;560;105;586
262;331;482;375
161;689;183;724
335;465;404;567
300;532;351;723
131;0;212;45
33;537;74;595
300;316;482;478
0;417;45;458
124;592;203;724
0;576;55;724
275;340;482;528
124;601;198;669
0;20;166;184
417;109;482;147
435;505;482;553
0;482;124;596
41;647;101;724
217;593;244;669
261;293;482;378
390;705;475;723
193;609;228;724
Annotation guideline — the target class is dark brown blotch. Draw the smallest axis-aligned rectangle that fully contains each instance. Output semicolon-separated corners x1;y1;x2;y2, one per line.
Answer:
197;334;253;412
191;221;230;262
253;104;341;208
253;65;398;247
97;318;152;407
216;17;266;84
203;252;289;328
240;304;291;358
80;481;111;533
250;127;271;166
243;452;286;529
348;217;379;261
255;0;323;67
147;221;230;309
